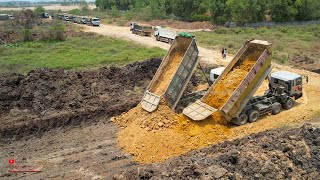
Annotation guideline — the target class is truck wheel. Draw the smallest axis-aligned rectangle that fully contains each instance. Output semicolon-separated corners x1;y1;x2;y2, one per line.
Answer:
283;98;294;110
271;102;281;115
236;114;248;125
248;110;259;123
156;36;160;41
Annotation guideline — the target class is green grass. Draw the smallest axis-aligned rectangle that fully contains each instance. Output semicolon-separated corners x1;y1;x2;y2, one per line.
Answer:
193;25;320;64
0;35;165;74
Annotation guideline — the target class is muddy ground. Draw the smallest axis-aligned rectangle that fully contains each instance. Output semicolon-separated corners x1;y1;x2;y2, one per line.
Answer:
0;58;161;142
116;123;320;179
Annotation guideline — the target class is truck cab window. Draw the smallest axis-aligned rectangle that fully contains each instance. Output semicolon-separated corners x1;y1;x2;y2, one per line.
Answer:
296;78;302;86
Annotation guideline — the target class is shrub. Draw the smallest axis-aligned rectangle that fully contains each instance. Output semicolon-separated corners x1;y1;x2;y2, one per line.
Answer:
22;29;32;42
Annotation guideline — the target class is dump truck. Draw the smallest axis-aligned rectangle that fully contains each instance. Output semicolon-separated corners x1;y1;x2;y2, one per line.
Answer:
183;39;303;125
0;14;9;20
154;26;177;44
130;22;152;36
141;35;199;112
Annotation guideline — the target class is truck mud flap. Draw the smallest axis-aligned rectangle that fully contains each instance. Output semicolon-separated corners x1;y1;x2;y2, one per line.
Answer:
182;100;217;121
141;91;161;112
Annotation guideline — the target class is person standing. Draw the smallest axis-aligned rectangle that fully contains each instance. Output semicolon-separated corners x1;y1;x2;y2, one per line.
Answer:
221;48;224;58
223;48;227;59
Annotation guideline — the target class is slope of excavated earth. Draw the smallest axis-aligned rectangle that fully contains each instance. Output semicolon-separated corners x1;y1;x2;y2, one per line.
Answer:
115;123;320;179
0;58;161;142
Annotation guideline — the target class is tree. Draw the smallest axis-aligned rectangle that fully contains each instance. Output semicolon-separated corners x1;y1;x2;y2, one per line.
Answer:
295;0;320;20
79;0;89;11
34;6;45;17
211;0;229;24
226;0;266;24
269;0;298;22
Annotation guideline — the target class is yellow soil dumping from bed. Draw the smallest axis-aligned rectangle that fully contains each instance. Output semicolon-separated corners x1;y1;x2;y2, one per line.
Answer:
202;55;257;123
113;53;319;164
153;52;183;95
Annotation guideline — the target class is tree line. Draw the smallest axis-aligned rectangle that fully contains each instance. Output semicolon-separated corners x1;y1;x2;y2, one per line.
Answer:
95;0;320;24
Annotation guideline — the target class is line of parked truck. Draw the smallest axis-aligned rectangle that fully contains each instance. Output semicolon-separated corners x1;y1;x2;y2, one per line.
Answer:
53;13;100;26
130;22;178;44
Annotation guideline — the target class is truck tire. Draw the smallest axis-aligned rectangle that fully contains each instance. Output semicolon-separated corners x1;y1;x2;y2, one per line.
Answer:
248;110;259;123
283;98;294;110
156;36;160;41
233;114;248;126
271;102;281;115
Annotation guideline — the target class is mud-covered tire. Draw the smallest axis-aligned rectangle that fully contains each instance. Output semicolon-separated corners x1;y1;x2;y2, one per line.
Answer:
283;98;294;110
271;102;281;115
235;114;248;125
248;110;259;123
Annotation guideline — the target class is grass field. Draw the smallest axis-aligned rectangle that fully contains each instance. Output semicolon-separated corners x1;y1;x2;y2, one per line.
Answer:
0;35;165;74
194;25;320;64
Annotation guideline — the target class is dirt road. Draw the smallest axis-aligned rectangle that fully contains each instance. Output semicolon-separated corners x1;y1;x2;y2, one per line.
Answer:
82;24;232;66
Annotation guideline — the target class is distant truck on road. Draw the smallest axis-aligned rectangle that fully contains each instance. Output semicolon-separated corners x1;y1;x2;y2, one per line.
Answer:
154;26;177;44
76;16;87;24
0;14;14;20
42;13;49;19
87;17;100;26
130;22;152;36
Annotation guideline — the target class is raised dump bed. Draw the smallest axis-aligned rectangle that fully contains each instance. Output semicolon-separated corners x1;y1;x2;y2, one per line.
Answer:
183;40;272;122
141;36;199;112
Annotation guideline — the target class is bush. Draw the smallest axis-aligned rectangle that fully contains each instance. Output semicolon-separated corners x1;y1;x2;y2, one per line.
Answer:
111;6;120;18
69;8;81;15
39;21;66;42
22;29;32;42
50;22;65;41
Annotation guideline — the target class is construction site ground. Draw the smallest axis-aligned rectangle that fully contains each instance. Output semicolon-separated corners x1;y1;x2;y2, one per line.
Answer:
0;23;320;179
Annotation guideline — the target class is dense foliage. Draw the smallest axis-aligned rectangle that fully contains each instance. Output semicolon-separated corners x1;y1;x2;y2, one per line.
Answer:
95;0;320;23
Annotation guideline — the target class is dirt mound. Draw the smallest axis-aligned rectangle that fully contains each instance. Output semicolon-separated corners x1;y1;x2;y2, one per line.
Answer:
115;124;320;179
0;58;161;142
290;54;320;74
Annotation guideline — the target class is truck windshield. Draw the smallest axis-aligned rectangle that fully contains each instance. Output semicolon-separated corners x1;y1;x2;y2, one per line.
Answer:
296;78;302;86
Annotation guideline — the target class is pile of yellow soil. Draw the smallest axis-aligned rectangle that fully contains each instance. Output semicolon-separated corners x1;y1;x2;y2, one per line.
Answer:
153;52;183;95
113;101;176;131
115;105;231;163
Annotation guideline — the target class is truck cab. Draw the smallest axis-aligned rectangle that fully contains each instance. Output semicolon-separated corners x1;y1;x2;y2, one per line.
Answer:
270;71;303;99
154;26;162;36
130;22;137;31
210;67;225;83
